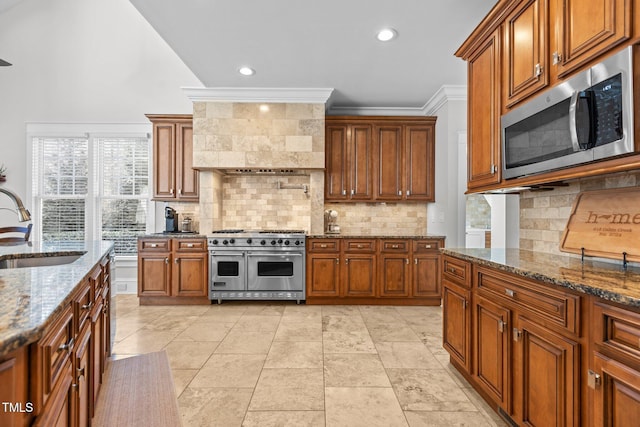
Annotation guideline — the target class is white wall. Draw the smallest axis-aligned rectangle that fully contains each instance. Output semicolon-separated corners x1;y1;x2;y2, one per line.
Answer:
0;0;201;226
428;94;468;248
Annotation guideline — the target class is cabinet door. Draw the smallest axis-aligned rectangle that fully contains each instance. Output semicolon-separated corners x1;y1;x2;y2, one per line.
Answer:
306;253;341;297
379;254;410;297
172;253;208;297
442;281;471;373
342;255;376;297
73;324;91;427
473;294;511;411
152;122;176;200
375;125;403;200
556;0;631;77
412;254;440;298
89;297;104;418
138;253;171;296
513;316;579;427
404;125;435;201
350;125;374;200
325;124;349;200
176;122;199;201
0;348;31;427
504;0;548;108
593;352;640;427
467;30;501;189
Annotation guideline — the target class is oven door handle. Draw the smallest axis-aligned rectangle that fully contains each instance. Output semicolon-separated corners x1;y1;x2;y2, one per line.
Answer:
209;252;245;257
246;252;303;257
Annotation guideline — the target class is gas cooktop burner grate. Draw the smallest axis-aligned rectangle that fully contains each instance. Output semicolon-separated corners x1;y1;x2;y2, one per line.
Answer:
258;230;306;234
211;229;245;233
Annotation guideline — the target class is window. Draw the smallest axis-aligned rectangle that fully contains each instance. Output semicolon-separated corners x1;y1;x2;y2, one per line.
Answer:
30;125;152;255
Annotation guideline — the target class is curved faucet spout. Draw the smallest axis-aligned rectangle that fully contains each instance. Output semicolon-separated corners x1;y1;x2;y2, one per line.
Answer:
0;188;32;222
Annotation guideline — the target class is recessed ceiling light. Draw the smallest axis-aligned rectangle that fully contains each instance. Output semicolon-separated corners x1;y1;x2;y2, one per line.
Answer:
376;28;397;42
238;66;255;76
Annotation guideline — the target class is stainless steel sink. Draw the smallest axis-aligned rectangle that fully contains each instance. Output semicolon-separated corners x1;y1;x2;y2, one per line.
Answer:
0;253;84;269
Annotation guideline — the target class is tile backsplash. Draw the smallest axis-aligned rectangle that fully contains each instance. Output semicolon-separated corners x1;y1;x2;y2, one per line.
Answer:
520;171;640;257
324;203;428;236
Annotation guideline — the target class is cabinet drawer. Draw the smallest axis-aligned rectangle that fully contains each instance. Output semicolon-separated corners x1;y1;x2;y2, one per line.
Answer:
139;238;171;251
476;267;579;335
345;239;376;253
413;239;442;253
39;304;73;396
442;255;471;288
308;239;340;252
593;300;640;361
380;240;408;253
175;239;206;252
73;281;92;334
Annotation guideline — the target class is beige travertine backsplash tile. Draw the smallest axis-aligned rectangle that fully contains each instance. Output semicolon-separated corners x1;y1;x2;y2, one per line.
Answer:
520;172;640;256
324;203;428;236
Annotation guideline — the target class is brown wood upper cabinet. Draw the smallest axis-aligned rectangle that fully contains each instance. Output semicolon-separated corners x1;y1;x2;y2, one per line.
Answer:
146;114;199;202
325;116;436;202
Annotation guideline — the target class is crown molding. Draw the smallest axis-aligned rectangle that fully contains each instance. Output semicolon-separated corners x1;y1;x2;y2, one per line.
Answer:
182;87;334;104
422;85;467;115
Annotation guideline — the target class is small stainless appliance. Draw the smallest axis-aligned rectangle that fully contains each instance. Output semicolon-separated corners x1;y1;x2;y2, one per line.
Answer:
207;229;306;303
501;46;634;179
165;207;178;232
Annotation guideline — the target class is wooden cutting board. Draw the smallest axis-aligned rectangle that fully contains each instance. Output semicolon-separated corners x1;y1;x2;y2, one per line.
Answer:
560;186;640;263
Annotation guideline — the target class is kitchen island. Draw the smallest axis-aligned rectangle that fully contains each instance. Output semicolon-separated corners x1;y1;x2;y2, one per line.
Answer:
441;248;640;427
0;240;114;426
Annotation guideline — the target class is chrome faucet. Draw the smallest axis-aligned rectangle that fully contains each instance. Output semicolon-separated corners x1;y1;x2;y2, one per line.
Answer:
0;188;32;222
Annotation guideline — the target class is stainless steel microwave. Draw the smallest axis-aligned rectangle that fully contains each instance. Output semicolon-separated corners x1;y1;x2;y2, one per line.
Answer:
501;46;634;180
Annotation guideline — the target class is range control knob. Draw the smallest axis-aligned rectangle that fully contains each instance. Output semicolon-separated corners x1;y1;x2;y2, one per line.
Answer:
229;238;235;244
271;240;276;245
212;239;219;245
278;239;283;244
260;240;266;245
284;240;290;245
222;240;229;245
294;240;301;245
247;238;252;244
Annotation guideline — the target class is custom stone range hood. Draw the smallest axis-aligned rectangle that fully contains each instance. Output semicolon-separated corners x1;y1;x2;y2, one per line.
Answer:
186;89;333;235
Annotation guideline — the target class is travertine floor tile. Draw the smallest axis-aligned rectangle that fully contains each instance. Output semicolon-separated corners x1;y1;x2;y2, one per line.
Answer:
325;387;408;427
164;341;219;370
404;410;497;427
366;323;421;342
178;387;253;427
215;330;274;354
387;368;476;411
174;321;235;342
323;330;377;354
142;315;202;332
190;354;266;388
232;314;281;332
324;353;390;387
249;368;324;411
264;341;323;368
273;320;322;341
376;341;441;369
112;329;179;354
172;369;198;398
242;410;325;427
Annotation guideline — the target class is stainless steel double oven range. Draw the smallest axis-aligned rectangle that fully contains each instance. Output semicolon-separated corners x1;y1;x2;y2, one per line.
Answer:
207;230;306;303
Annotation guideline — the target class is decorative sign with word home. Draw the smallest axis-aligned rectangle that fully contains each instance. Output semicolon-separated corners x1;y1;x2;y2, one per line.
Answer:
560;187;640;262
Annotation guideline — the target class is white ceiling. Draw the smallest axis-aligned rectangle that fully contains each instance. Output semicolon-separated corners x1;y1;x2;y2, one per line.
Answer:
129;0;496;112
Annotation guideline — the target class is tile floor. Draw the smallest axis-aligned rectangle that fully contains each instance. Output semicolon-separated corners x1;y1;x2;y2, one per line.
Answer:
112;295;506;427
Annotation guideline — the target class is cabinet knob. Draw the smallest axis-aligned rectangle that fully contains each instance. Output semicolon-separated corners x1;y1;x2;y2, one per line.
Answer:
175;258;180;263
552;51;562;65
165;258;169;264
170;189;174;195
178;189;182;196
187;243;194;248
505;289;515;298
357;244;363;249
587;369;602;389
351;189;355;195
425;244;432;249
336;258;339;264
150;243;158;248
513;328;522;342
77;367;85;380
406;190;410;196
81;301;93;311
405;258;409;265
391;244;399;249
534;63;543;77
345;258;349;264
398;190;402;196
448;267;455;273
414;258;418;265
58;339;73;352
498;319;507;333
320;244;327;248
342;190;346;196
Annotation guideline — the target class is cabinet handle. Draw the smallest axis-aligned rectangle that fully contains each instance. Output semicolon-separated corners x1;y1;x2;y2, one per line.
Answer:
336;258;339;264
398;190;402;196
552;51;562;65
342;190;346;196
187;243;194;248
587;369;602;389
391;244;399;249
405;258;409;265
150;243;157;248
175;258;180;264
513;328;522;342
345;258;349;264
81;301;92;310
425;244;432;249
170;188;174;195
505;289;515;298
77;367;85;380
58;339;73;352
448;267;456;273
498;320;506;333
534;63;543;77
491;164;497;174
351;189;355;195
414;258;418;265
178;189;182;196
406;190;410;196
320;244;328;248
165;258;169;265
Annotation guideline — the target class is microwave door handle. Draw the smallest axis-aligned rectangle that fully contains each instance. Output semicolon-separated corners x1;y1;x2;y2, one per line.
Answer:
569;91;582;151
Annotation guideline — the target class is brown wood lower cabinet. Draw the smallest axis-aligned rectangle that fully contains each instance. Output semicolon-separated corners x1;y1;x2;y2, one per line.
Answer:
306;237;443;305
441;253;640;427
138;237;209;304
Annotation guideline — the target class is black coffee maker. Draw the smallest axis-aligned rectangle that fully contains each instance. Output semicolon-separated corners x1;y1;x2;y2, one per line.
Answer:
165;207;179;232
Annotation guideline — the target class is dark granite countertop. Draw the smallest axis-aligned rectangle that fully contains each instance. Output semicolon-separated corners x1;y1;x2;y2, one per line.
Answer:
0;240;114;358
441;248;640;309
308;234;446;239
